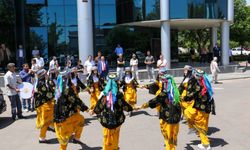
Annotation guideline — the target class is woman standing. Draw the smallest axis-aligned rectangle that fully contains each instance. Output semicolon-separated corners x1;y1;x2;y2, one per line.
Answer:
141;70;181;150
54;70;89;150
34;69;55;143
179;67;215;150
120;67;139;116
130;53;140;81
93;74;134;150
87;66;104;111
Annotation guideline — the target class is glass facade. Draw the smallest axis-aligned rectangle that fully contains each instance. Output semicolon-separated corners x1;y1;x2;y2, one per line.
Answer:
170;0;227;19
24;0;78;62
116;0;160;24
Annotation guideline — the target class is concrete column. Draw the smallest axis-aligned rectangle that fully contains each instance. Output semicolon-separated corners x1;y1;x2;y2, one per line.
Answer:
228;0;234;22
212;27;217;47
221;21;230;66
77;0;93;62
160;0;171;68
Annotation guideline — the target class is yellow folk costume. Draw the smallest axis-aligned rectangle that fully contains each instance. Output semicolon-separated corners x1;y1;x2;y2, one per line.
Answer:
120;69;139;109
94;76;133;150
87;68;104;110
34;69;55;143
54;73;88;150
142;72;181;150
179;67;216;150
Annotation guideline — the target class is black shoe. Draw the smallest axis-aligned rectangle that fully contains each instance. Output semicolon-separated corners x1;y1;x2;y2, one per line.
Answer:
18;115;27;119
72;139;83;144
12;116;16;121
39;139;50;144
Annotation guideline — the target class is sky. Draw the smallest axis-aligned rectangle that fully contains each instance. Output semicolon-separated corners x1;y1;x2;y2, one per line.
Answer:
247;0;250;5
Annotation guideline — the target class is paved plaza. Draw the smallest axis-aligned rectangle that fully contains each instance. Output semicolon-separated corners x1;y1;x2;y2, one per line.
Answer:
0;78;250;150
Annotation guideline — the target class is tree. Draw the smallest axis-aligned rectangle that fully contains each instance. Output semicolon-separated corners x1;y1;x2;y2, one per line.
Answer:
230;0;250;47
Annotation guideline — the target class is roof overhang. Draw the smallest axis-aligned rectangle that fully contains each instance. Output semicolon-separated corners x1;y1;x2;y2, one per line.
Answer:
118;19;233;30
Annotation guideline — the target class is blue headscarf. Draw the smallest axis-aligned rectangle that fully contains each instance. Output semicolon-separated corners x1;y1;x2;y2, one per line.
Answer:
103;78;118;111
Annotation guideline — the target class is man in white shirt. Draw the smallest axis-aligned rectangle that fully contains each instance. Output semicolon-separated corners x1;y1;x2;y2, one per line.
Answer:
130;53;140;81
49;56;57;70
32;46;40;58
4;63;25;120
210;57;221;84
157;54;167;70
35;54;45;69
84;55;94;75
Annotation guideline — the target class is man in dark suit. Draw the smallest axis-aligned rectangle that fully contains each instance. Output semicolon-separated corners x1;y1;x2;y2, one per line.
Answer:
98;56;109;80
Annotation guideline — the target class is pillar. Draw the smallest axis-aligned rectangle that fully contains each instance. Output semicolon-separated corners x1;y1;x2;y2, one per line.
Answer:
221;21;230;66
211;27;217;47
77;0;93;62
160;0;171;69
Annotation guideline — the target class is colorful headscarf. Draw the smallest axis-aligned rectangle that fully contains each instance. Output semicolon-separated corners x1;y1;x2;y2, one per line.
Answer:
55;75;63;101
194;69;214;101
161;74;180;105
103;78;118;112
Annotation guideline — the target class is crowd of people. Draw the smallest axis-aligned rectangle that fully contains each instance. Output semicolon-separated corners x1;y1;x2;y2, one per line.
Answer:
0;42;218;150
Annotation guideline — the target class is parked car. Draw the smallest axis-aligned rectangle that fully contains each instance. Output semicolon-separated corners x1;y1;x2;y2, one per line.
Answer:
232;47;250;56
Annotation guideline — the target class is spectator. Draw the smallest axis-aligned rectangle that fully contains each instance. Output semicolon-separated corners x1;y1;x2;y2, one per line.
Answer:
84;55;95;75
190;47;196;63
16;45;26;70
32;46;40;58
77;60;85;82
49;56;57;71
213;43;221;64
95;51;102;66
115;44;124;56
64;59;72;72
200;47;207;64
130;53;140;81
19;63;33;112
157;54;167;70
144;50;155;82
4;63;25;120
210;57;221;84
0;44;12;73
98;56;109;80
35;54;44;70
117;54;125;81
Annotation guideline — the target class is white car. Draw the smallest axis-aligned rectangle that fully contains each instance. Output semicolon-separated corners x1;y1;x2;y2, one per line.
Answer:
231;47;250;56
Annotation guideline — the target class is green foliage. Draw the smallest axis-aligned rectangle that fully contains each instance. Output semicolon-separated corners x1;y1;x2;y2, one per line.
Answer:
230;0;250;46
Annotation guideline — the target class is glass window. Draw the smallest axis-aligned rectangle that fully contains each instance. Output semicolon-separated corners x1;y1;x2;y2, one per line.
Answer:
99;0;115;4
65;6;77;26
29;27;48;58
65;0;76;5
47;0;64;5
99;5;116;26
145;0;160;20
170;0;188;19
134;0;144;21
47;6;65;26
66;27;78;55
94;4;100;26
26;6;47;26
26;0;45;4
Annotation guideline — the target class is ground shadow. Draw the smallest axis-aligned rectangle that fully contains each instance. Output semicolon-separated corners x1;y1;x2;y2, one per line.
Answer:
207;127;220;136
25;114;37;119
78;142;102;150
47;138;59;144
130;110;152;117
185;137;228;150
84;117;98;126
0;117;14;129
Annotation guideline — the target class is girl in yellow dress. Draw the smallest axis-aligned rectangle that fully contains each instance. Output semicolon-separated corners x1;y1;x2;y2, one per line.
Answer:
54;70;89;150
34;69;55;143
141;68;181;150
87;66;104;111
120;67;139;116
93;74;134;150
179;66;216;150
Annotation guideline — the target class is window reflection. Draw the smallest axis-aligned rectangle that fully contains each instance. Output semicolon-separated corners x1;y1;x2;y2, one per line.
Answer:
26;0;45;4
47;6;65;26
65;6;77;26
99;5;116;26
47;0;64;5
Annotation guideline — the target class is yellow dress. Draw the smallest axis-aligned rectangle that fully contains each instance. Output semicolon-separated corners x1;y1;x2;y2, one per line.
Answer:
90;82;101;110
160;119;179;150
103;126;121;150
36;100;54;138
124;82;137;108
181;82;210;146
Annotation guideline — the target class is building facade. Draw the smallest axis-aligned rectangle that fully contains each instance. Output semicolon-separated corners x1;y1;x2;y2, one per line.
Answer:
1;0;233;68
